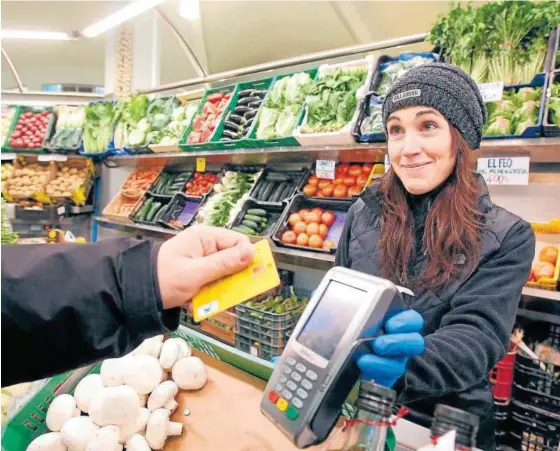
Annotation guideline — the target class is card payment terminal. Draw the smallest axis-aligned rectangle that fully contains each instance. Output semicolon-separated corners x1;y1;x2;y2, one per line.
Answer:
260;267;407;448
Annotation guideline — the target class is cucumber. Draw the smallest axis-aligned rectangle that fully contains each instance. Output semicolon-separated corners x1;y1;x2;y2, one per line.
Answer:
235;225;257;235
244;214;267;223
251;180;266;199
242;220;260;230
269;182;287;203
247;208;267;216
279;183;293;201
260;181;277;201
256;180;271;200
146;202;162;222
136;198;153;221
153;204;167;223
265;173;290;182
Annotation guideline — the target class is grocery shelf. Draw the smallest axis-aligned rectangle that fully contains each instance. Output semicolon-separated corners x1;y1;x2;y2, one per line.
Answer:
0;152;86;161
107;138;560;167
95;216;335;271
521;286;560;301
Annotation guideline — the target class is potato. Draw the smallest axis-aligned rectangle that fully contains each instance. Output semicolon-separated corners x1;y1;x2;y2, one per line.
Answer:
69;168;78;175
62;167;69;173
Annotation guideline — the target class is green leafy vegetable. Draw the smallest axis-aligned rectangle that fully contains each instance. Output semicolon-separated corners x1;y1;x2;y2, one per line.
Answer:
83;101;115;153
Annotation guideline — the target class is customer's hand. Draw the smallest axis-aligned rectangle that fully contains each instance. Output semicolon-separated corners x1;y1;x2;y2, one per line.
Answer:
358;309;425;387
157;225;255;310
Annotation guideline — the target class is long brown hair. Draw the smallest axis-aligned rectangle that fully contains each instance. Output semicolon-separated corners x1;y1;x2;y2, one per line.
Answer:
378;127;484;289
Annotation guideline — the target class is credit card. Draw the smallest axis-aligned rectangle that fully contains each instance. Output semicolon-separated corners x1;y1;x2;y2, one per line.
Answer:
192;239;281;322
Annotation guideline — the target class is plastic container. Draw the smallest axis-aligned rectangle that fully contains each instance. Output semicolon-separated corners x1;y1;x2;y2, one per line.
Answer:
483;73;548;140
508;399;560;451
526;244;560;291
293;56;375;146
543;70;560;137
513;352;560;412
249;167;308;205
493;400;510;450
147;169;194;199
129;194;172;226
245;68;318;149
229;199;287;238
235;333;285;361
158;192;203;230
212;78;274;150
530;219;560;235
3;107;56;154
179;84;238;152
272;194;352;254
489;351;517;402
236;320;292;348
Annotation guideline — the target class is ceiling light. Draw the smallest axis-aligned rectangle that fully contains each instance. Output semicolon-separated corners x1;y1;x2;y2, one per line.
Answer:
1;29;71;40
81;0;167;38
180;0;200;20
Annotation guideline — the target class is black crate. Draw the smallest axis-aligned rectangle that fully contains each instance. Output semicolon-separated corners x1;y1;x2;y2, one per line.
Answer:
235;334;285;361
508;400;560;451
229;199;287;238
129;194;171;226
158;193;203;230
147;169;194;199
514;353;560;411
543;70;560;137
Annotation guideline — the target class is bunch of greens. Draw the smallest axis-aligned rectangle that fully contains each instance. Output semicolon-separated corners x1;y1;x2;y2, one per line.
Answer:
428;1;560;84
300;66;368;134
256;72;313;139
1;201;18;244
83;101;115;153
548;82;560;126
150;100;200;146
484;86;542;136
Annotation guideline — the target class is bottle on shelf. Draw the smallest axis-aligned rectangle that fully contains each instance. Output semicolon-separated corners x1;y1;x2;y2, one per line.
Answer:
430;404;479;451
325;380;396;451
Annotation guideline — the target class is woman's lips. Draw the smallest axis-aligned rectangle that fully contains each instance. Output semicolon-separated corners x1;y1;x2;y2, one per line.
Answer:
402;162;432;172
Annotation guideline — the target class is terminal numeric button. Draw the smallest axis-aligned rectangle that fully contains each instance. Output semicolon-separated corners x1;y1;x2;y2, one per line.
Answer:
286;357;296;366
296;388;308;399
301;379;313;390
282;390;293;401
279;375;287;383
305;370;318;381
291;372;302;382
287;381;297;391
296;363;307;373
282;366;292;375
292;398;304;409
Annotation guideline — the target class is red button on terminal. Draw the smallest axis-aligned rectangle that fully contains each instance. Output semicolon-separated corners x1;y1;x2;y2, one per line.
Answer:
268;390;280;403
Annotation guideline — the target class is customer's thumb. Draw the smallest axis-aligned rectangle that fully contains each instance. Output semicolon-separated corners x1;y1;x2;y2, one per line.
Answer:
196;241;256;286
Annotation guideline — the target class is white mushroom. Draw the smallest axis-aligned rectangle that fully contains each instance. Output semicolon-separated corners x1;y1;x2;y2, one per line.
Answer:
123;355;164;395
147;381;179;412
100;356;131;387
133;335;164;358
145;409;183;450
172;356;208;390
125;434;151;451
159;338;191;370
60;416;99;451
26;432;66;451
85;426;122;451
118;407;150;443
46;394;80;432
74;374;104;413
137;393;148;408
88;385;140;427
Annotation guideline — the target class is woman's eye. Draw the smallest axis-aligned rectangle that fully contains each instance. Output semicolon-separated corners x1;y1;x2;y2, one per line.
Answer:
422;121;438;132
389;125;402;136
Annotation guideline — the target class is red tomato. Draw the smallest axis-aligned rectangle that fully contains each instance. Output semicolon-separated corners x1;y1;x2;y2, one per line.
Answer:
309;234;324;249
307;175;319;186
362;163;373;174
318;180;331;190
333;178;343;186
306;223;320;236
288;213;302;227
293;221;307;235
348;186;362;197
303;185;318;196
357;174;369;187
299;208;311;220
305;212;321;224
316;192;325;198
311;207;324;216
296;233;309;247
343;176;357;187
333;185;348;198
318;224;329;238
349;165;363;177
282;231;297;245
337;164;349;175
321;211;336;227
321;185;334;197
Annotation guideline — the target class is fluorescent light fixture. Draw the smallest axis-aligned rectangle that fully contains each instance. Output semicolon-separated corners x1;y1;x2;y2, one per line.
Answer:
1;29;71;40
81;0;167;38
180;0;200;20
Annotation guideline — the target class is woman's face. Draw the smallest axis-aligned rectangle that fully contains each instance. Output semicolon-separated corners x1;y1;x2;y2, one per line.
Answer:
386;106;456;195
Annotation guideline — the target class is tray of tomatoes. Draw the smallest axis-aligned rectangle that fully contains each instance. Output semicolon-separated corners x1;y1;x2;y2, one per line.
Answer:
184;171;220;197
273;194;351;254
298;162;375;200
4;108;56;152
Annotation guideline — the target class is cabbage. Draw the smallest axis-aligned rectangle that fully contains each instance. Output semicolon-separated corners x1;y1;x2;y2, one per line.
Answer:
128;129;146;147
492;99;516;117
256;107;279;139
171;106;185;121
549;99;560;126
275;105;301;137
285;72;312;104
266;77;290;109
516;87;541;102
485;117;511;136
514;118;536;135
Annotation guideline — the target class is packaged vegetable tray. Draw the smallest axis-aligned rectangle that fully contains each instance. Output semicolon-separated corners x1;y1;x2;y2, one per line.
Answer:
483;73;548;140
3;107;56;154
129;193;172;227
229;199;287;238
147;169;194;199
543;70;560;137
179;85;238;152
272;194;351;254
158;192;203;230
245;68;318;149
212;78;274;150
44;106;85;154
293;56;376;146
526;243;560;291
249;167;308;205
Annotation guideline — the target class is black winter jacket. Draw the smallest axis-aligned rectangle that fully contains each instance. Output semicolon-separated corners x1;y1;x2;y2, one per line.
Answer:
2;238;181;386
335;176;534;450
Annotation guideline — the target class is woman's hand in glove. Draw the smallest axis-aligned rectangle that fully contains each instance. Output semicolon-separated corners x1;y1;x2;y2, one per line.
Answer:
358;309;425;388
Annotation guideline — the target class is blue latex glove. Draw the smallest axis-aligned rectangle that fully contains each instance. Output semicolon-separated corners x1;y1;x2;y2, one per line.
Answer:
358;309;425;388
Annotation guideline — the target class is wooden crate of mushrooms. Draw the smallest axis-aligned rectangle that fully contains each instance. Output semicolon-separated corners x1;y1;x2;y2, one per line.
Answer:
25;336;323;451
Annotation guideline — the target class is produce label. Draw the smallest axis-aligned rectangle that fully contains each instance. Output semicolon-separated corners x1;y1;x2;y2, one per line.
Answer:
477;82;504;103
196;158;206;172
316;160;336;180
38;154;68;162
0;153;16;161
477;156;530;185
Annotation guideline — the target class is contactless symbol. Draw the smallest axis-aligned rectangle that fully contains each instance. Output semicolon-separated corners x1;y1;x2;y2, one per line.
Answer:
197;301;219;318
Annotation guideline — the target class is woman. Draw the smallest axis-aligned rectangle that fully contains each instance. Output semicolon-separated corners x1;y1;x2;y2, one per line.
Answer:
336;64;534;450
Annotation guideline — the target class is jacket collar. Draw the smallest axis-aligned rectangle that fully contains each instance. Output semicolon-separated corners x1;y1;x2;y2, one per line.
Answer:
360;172;493;215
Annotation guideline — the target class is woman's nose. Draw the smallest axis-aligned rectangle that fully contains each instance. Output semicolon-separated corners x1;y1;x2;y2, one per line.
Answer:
401;132;422;157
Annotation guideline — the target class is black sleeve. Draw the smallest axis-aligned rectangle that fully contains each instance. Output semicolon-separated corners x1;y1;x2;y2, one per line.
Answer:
1;238;181;385
335;203;355;268
396;220;535;402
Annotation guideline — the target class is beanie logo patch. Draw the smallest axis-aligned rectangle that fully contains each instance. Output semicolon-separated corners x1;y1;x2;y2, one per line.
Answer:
392;89;421;103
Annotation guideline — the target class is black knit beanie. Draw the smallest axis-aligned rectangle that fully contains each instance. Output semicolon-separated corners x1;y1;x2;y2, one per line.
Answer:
382;63;487;150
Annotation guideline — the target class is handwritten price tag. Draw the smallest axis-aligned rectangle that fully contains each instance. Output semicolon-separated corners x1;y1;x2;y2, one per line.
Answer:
196;158;206;172
477;82;504;103
477;156;529;185
316;160;336;180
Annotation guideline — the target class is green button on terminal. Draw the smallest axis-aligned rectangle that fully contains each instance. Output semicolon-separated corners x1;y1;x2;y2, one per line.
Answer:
286;405;299;420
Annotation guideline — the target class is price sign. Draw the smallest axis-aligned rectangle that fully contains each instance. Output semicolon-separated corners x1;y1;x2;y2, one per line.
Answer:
316;160;336;180
196;158;206;172
0;153;16;161
477;156;530;185
38;154;68;162
477;81;504;103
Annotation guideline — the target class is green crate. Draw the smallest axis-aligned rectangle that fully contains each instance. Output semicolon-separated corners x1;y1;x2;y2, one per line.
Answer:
1;106;22;151
245;68;318;148
1;364;99;451
179;84;239;152
2;107;56;155
211;77;274;151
